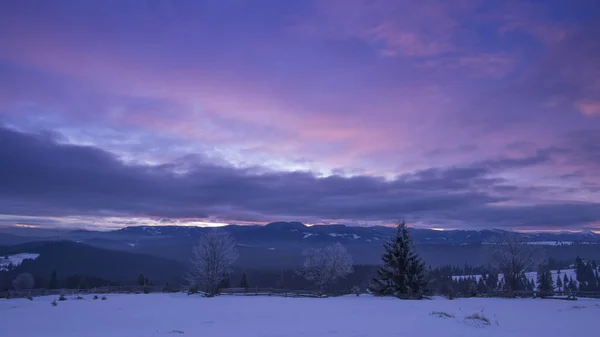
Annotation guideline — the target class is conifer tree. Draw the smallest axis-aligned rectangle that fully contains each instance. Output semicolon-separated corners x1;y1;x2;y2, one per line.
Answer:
537;264;554;297
575;256;585;283
568;277;577;292
485;272;499;291
477;277;486;294
240;270;249;288
78;275;88;290
218;273;231;290
528;277;535;291
137;273;146;286
48;270;58;289
369;221;427;298
556;274;563;292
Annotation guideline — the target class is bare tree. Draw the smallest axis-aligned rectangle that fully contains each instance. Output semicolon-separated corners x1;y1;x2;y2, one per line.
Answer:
298;242;354;294
490;233;540;291
13;273;35;290
185;230;238;296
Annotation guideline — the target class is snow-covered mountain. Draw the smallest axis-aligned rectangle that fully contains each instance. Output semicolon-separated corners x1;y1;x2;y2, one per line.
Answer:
2;222;599;268
114;222;600;245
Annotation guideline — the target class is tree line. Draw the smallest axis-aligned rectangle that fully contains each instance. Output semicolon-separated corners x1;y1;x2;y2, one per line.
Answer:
184;221;600;299
184;221;427;298
4;222;599;299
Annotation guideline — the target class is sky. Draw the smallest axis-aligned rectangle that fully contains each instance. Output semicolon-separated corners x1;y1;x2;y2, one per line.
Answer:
0;0;599;231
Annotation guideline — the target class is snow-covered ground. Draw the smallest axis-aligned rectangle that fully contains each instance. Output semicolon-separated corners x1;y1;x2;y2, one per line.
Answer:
0;253;39;271
0;294;597;337
453;269;579;287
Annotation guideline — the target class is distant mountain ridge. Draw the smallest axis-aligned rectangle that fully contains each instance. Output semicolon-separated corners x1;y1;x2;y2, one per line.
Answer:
1;222;599;269
114;222;600;244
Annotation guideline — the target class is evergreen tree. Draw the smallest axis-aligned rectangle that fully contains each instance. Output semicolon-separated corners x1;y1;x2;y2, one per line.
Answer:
78;275;89;290
537;264;554;297
575;256;585;283
568;277;577;292
137;273;146;286
485;272;499;292
563;274;569;290
239;270;249;288
476;277;486;294
369;221;427;298
528;278;535;291
467;281;477;297
218;273;231;290
48;270;58;289
556;274;563;292
276;269;285;289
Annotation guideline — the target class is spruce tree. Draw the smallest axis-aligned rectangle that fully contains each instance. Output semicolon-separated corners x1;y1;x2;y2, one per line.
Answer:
537;264;554;297
369;221;426;298
240;270;249;288
78;275;89;290
48;270;58;289
137;273;146;286
218;273;231;290
556;274;563;292
575;256;585;283
486;272;499;291
528;278;535;291
568;277;577;292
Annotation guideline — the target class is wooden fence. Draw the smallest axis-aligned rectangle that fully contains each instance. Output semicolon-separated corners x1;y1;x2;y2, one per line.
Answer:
458;290;600;300
2;287;599;300
0;286;326;300
181;286;325;298
0;285;171;299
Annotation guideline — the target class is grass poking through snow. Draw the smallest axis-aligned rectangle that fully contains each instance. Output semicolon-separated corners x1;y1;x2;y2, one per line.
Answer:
430;311;455;318
465;312;490;325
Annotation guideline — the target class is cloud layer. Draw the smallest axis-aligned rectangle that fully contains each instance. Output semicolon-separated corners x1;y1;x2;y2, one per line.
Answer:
1;125;599;230
0;1;599;230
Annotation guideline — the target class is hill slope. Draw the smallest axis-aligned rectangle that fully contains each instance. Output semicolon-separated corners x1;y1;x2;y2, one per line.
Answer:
0;241;186;288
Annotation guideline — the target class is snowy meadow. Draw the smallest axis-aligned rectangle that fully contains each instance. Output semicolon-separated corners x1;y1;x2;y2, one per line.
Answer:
1;293;598;337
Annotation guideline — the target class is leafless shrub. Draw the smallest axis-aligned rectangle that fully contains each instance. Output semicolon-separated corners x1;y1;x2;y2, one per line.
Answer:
12;273;35;290
185;230;239;296
298;243;354;294
489;233;541;291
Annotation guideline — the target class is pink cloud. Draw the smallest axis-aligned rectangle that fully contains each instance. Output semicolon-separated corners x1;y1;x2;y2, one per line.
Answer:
300;0;467;57
499;20;569;45
417;53;515;78
1;0;598;183
577;100;600;117
365;23;455;57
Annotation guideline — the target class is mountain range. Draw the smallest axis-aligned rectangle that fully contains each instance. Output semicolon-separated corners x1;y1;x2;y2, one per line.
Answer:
2;222;599;268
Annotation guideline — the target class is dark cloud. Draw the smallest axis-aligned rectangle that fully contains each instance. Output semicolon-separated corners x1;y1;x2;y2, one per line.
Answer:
1;125;599;229
450;203;600;229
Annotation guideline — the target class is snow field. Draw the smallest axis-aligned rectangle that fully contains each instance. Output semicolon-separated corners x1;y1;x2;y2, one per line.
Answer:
0;253;40;271
0;293;598;337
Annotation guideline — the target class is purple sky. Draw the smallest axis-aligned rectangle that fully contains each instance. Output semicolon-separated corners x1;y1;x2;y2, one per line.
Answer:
1;0;599;231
